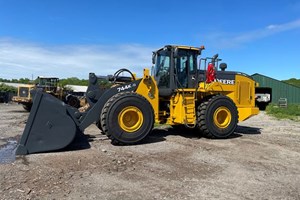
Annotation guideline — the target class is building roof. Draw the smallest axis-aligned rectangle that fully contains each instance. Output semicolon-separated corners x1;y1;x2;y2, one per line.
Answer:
252;73;300;89
0;82;34;88
251;73;300;104
65;85;88;93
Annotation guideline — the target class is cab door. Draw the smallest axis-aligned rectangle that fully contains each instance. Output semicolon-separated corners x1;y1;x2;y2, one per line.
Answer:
175;51;198;89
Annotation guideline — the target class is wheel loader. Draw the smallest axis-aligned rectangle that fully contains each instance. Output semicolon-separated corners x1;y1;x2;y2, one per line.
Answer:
16;45;259;155
12;76;80;111
12;83;36;111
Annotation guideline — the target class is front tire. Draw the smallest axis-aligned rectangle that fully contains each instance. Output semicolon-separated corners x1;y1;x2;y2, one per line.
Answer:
197;95;238;138
95;120;105;134
101;92;154;145
22;103;32;112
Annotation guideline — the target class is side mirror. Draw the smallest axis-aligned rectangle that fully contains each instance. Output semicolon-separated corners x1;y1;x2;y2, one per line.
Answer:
152;52;156;64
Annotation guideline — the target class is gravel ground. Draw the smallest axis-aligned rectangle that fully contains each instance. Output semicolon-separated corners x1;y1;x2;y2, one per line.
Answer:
0;103;299;200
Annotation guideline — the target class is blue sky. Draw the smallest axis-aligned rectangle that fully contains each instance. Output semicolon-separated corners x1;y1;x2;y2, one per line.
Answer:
0;0;300;80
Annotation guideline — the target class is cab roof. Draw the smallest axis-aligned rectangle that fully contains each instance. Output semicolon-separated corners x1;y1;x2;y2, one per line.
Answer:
156;45;204;52
166;45;202;51
37;76;59;79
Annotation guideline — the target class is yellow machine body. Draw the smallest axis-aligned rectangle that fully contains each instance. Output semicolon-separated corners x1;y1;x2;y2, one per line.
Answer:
134;69;259;127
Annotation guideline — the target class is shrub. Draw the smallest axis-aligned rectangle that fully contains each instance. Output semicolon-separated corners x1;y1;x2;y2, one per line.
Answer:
266;103;300;121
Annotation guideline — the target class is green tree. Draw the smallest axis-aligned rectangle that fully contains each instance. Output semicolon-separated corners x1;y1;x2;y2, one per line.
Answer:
0;83;17;93
0;78;11;82
1;77;32;84
59;77;89;86
19;78;31;84
283;78;300;87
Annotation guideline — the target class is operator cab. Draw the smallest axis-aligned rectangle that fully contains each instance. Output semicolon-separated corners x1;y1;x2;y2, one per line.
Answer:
152;45;203;96
37;77;59;93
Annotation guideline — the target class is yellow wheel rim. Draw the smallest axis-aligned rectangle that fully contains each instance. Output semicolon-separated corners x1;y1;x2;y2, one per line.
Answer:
118;106;143;132
213;106;232;128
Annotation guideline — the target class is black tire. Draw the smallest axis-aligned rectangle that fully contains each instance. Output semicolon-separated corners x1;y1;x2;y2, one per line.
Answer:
197;95;238;138
101;92;154;145
22;103;32;112
66;95;80;108
95;120;105;134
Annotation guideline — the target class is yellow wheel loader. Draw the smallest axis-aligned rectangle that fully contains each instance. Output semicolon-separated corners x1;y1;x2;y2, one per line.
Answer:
16;45;259;155
12;84;36;111
12;76;81;111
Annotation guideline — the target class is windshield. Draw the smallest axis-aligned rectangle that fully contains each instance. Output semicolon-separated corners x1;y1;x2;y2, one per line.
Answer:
154;50;171;88
38;78;58;87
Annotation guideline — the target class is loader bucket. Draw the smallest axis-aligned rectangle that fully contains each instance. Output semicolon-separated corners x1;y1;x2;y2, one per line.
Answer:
16;91;77;155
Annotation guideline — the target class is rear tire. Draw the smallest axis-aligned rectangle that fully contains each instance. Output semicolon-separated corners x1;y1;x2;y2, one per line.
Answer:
101;92;154;145
197;95;238;138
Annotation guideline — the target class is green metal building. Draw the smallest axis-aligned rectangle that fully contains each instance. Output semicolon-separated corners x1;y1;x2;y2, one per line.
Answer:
252;73;300;104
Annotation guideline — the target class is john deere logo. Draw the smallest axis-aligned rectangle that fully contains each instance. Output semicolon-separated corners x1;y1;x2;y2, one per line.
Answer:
216;79;235;85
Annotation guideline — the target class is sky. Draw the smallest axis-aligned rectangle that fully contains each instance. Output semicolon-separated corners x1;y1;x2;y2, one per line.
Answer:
0;0;300;80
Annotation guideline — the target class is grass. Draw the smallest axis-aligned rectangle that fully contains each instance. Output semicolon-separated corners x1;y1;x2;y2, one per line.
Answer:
266;103;300;121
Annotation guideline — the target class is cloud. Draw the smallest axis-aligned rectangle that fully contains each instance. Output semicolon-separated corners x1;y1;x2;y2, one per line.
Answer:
0;38;156;79
205;19;300;48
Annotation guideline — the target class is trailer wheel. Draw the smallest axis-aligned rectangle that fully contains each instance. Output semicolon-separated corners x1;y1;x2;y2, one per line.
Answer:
197;95;238;138
101;92;154;145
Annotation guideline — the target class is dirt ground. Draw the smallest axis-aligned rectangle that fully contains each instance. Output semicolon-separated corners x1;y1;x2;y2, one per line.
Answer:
0;103;299;200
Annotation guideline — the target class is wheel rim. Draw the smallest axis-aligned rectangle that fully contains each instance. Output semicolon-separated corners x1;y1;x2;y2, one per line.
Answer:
118;106;144;132
213;106;232;128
